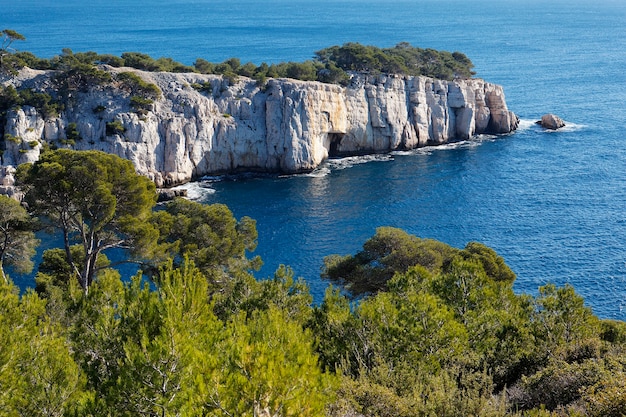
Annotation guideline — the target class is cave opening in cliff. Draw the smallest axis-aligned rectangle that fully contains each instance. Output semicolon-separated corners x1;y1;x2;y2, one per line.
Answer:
328;133;345;158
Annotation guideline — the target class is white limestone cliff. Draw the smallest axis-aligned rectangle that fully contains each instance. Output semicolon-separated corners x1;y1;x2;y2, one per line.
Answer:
1;67;518;188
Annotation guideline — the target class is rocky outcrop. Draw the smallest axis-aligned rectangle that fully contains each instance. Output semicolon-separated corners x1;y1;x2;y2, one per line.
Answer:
537;113;565;130
0;166;22;200
1;67;518;188
157;188;188;202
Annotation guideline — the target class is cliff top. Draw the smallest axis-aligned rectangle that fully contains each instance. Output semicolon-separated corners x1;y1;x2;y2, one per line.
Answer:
1;39;475;87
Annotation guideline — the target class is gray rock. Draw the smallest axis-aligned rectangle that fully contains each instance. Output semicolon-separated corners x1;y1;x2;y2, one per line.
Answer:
538;113;566;130
157;188;188;202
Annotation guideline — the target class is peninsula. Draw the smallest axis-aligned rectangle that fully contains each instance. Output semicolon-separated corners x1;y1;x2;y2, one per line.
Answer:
0;43;518;191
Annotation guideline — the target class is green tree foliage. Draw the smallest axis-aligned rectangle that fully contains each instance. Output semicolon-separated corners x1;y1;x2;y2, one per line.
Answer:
0;29;25;72
192;42;473;83
120;52;162;71
193;58;215;74
0;195;39;282
34;245;111;324
100;266;216;415
116;71;162;100
1;29;25;54
317;62;351;85
322;227;516;298
50;49;112;92
0;279;85;416
530;283;601;364
314;263;509;417
356;285;469;372
66;260;333;416
1;166;625;417
322;226;458;296
65;121;81;142
462;241;517;283
95;53;125;67
67;266;196;415
154;56;196;73
212;264;313;323
315;42;475;80
105;120;125;136
17;149;158;293
10;51;50;70
317;228;626;416
212;306;335;417
1;38;475;95
153;197;261;287
0;85;62;136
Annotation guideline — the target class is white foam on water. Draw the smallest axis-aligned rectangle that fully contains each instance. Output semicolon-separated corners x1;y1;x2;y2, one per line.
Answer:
516;119;538;131
171;181;216;200
326;154;394;170
199;175;227;182
521;117;587;134
391;137;494;156
550;120;586;133
302;166;332;178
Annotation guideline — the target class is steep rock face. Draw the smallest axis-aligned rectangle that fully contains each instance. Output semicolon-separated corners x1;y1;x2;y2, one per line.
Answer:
1;67;518;187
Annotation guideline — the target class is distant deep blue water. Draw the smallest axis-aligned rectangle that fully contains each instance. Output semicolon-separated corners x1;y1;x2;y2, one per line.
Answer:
4;0;626;319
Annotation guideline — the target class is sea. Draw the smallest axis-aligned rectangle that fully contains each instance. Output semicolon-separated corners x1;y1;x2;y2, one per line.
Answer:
4;0;626;319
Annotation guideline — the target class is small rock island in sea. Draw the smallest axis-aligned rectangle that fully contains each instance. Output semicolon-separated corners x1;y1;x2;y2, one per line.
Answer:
0;42;518;191
537;113;566;130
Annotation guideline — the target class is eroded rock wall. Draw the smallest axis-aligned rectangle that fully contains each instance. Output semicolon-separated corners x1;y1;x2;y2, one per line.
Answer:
1;67;518;188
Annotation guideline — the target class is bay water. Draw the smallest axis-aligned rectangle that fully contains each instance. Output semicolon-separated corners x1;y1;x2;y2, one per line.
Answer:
4;0;626;319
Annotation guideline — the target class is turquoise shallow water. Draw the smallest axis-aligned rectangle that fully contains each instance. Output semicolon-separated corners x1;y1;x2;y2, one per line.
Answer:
4;0;626;318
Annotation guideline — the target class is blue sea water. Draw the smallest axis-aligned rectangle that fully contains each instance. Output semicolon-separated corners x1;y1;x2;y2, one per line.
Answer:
4;0;626;319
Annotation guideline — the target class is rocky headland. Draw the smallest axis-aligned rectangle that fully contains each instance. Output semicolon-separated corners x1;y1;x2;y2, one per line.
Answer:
1;66;518;190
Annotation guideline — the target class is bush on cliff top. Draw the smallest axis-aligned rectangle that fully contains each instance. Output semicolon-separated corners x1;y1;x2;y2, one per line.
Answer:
2;31;475;85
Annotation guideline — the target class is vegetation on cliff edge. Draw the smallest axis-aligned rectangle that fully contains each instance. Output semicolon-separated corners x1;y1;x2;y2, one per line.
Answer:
1;28;474;86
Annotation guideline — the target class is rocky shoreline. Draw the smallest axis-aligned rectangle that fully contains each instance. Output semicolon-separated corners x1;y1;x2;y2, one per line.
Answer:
1;67;518;193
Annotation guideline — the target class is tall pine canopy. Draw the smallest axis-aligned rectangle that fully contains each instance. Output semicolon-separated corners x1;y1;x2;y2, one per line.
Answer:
17;149;158;293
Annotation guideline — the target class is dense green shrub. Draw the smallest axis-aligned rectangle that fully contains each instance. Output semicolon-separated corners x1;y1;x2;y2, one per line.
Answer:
600;319;626;343
154;56;196;73
2;40;475;95
193;58;214;74
18;89;62;118
95;53;125;67
120;52;161;71
190;81;213;94
50;50;112;92
105;120;125;136
114;42;474;84
4;133;21;144
117;71;161;99
65;122;81;141
11;51;51;70
315;42;475;80
0;86;62;124
129;95;154;113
